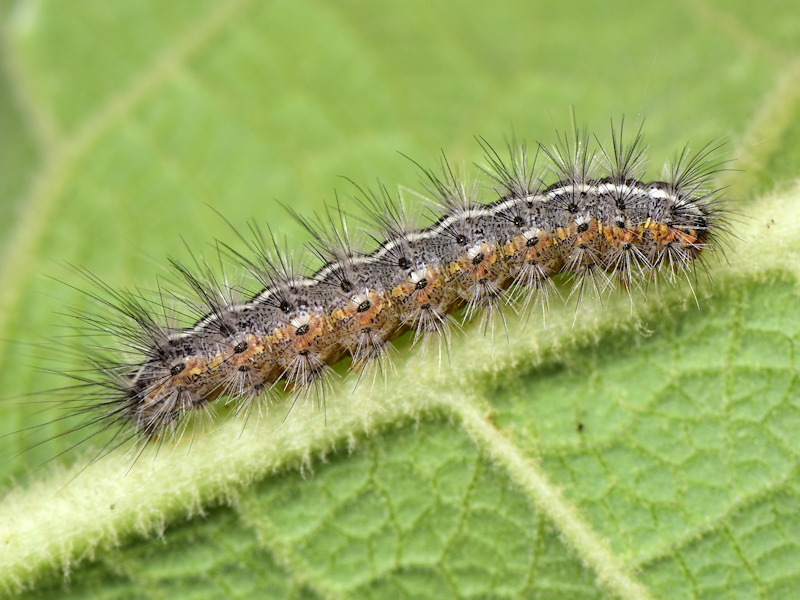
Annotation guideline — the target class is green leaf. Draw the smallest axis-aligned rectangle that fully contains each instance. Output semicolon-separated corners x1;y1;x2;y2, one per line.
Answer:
2;0;800;598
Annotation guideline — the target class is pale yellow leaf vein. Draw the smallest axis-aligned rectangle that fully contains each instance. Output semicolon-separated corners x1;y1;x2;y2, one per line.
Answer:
444;392;654;600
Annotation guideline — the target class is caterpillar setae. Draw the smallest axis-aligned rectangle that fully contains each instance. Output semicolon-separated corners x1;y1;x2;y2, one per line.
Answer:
43;122;731;455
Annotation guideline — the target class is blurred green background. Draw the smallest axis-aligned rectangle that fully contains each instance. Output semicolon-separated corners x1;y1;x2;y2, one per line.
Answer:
1;0;789;468
1;0;800;597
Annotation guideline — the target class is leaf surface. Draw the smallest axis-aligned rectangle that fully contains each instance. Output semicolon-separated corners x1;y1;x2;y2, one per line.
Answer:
2;1;800;598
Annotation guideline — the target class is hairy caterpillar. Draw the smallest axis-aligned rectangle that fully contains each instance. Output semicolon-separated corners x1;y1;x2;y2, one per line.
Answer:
39;123;730;457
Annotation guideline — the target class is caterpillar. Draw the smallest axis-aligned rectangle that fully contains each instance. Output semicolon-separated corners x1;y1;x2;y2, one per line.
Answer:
45;123;730;455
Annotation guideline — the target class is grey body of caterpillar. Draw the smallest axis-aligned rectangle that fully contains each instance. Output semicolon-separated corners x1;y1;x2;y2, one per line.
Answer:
65;126;728;445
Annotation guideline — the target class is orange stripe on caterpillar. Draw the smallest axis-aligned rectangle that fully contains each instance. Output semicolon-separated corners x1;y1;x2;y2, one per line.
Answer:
34;122;731;453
